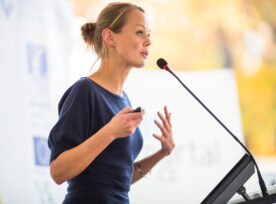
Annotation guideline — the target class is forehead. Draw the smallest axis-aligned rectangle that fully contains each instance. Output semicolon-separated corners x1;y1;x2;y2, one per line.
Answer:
124;9;150;31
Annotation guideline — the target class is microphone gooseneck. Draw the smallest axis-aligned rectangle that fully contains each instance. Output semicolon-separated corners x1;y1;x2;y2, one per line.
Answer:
156;58;268;197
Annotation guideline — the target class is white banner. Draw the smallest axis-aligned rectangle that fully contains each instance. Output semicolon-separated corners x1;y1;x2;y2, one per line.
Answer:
126;69;246;204
0;0;72;203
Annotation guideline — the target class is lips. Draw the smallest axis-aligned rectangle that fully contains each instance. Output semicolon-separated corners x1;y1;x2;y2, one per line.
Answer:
141;51;148;58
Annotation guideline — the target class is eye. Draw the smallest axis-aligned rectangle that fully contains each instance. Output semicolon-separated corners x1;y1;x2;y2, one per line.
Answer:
136;30;143;36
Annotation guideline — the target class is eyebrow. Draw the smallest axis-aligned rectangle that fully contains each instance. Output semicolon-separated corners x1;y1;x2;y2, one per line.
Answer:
136;24;145;29
136;24;151;32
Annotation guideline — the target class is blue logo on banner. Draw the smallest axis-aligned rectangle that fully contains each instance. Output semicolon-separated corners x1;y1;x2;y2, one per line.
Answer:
33;137;50;166
27;43;47;78
1;0;13;18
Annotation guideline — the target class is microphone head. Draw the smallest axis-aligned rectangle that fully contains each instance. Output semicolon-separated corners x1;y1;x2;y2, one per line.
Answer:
157;58;169;70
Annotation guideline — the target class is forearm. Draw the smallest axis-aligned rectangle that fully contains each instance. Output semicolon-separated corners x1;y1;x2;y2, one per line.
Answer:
50;126;114;185
131;149;168;184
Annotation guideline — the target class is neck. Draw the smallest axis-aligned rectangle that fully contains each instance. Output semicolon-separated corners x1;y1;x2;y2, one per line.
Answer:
90;57;131;96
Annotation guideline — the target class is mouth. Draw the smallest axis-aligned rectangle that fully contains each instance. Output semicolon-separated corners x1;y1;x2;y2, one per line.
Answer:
141;51;149;59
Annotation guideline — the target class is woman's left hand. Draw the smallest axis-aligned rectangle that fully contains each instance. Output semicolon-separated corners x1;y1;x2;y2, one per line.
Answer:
153;106;175;155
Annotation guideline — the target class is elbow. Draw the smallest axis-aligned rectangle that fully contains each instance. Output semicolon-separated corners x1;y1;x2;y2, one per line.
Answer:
52;177;64;185
50;161;65;185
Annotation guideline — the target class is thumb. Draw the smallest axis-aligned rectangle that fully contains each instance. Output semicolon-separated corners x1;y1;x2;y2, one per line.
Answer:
118;106;133;114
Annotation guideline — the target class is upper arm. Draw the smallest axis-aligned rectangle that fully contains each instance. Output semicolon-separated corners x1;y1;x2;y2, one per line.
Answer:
48;81;93;164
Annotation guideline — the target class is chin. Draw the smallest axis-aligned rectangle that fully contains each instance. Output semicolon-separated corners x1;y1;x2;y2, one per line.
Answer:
133;61;146;68
134;64;145;68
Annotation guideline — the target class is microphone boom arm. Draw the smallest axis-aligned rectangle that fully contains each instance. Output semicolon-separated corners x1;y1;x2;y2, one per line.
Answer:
165;67;268;197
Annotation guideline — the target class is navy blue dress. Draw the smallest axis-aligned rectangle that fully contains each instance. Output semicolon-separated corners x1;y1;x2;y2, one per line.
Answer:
48;77;143;204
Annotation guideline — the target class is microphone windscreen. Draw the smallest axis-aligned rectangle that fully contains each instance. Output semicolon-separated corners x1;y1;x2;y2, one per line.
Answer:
157;58;168;69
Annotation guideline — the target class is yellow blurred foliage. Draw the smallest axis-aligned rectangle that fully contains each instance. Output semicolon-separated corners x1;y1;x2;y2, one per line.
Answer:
236;66;276;156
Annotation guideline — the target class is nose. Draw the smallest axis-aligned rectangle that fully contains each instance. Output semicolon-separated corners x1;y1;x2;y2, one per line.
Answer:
144;35;151;47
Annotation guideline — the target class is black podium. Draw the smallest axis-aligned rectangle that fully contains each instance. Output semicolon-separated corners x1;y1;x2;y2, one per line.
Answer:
231;185;276;204
237;193;276;204
201;154;254;204
201;154;276;204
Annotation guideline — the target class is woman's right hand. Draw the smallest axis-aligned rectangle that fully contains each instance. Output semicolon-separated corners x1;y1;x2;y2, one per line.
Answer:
106;107;145;139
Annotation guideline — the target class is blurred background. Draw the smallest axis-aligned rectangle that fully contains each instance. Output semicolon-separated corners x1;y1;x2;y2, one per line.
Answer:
72;0;276;156
0;0;276;203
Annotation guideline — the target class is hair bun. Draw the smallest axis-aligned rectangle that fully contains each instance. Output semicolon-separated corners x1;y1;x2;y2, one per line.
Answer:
81;22;96;47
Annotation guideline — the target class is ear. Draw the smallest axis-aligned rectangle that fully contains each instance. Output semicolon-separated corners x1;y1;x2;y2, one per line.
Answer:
102;28;115;47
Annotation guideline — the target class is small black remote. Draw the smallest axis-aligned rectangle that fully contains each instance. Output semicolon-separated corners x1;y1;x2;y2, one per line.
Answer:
132;107;141;113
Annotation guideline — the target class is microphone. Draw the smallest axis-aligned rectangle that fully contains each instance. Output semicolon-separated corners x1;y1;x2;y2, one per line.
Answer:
156;58;268;197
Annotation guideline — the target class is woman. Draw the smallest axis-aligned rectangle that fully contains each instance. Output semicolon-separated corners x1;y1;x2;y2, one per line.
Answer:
48;2;175;204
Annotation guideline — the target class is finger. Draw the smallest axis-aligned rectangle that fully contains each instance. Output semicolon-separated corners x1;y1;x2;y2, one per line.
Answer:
141;109;145;115
128;112;144;119
158;111;170;130
152;134;164;142
126;114;144;125
154;120;168;136
119;106;133;114
126;108;145;117
136;109;145;116
164;106;172;127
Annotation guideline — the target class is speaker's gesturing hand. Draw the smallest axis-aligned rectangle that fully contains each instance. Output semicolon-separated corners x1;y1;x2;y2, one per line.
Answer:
106;107;145;139
153;106;175;155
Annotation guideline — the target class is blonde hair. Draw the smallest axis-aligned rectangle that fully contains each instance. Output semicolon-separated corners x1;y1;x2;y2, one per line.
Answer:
81;2;144;58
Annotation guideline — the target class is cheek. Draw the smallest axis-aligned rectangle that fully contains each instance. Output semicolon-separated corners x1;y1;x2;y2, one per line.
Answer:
116;35;142;59
123;35;141;51
121;39;141;58
131;38;141;49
